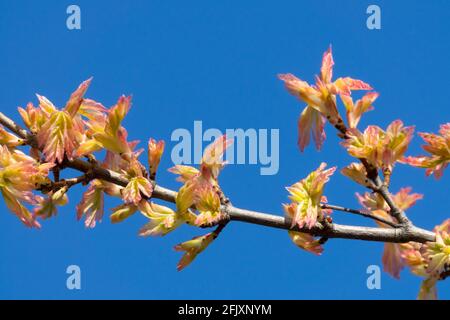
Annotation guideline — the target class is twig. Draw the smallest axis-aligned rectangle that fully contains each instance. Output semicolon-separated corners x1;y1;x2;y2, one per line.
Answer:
211;220;229;239
37;173;93;193
320;203;399;228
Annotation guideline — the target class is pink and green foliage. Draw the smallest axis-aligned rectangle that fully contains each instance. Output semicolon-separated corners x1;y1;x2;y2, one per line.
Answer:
76;179;104;228
401;219;450;299
401;123;450;179
169;134;232;227
285;162;335;230
278;47;373;151
342;120;414;173
174;232;217;271
0;47;449;299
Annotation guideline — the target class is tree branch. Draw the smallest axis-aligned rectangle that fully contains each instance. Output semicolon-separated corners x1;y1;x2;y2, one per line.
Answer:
0;112;436;244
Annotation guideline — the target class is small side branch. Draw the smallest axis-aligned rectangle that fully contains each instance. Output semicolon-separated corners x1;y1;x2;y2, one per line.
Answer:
320;203;399;228
334;117;411;226
0;112;29;140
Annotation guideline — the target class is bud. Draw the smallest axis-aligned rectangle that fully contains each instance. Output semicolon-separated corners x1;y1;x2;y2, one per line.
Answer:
174;232;216;271
148;138;165;178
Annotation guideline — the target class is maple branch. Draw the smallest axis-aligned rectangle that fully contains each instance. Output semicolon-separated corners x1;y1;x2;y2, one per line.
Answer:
0;112;436;244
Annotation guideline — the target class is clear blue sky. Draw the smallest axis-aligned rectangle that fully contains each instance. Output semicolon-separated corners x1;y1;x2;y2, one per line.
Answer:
0;0;449;299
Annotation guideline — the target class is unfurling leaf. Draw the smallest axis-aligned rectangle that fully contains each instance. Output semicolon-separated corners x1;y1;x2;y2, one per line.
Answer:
34;187;69;219
18;102;48;134
110;203;138;223
0;146;53;227
0;125;23;147
342;120;414;172
64;78;92;117
194;185;222;226
341;92;378;128
37;110;82;163
174;232;216;271
401;219;450;300
138;201;182;236
284;203;324;255
401;123;450;179
288;230;323;255
175;182;196;215
171;135;230;226
417;278;438;300
122;176;153;205
90;95;133;156
285;162;336;229
424;223;450;279
1;188;39;228
105;95;130;136
200;135;233;181
341;162;375;188
297;105;326;152
76;180;105;228
382;243;404;279
168;165;199;183
34;79;93;163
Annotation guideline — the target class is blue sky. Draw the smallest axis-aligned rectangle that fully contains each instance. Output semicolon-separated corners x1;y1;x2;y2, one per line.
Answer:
0;0;449;299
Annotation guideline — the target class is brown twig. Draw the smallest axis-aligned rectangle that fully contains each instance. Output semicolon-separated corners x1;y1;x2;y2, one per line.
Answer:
320;203;399;228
